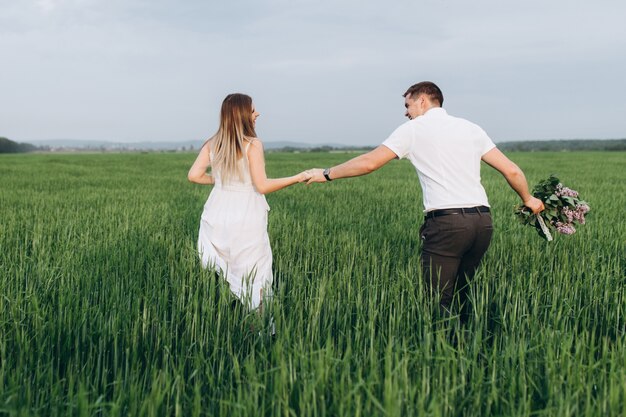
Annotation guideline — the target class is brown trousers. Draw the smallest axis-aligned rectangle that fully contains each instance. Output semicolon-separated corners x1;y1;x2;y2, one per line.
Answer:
419;210;493;321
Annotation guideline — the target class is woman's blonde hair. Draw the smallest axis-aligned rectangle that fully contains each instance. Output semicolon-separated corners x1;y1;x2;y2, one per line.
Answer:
208;93;257;183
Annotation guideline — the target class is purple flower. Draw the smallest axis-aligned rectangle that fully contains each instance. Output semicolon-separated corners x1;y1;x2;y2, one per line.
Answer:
577;203;590;214
561;207;575;223
555;184;579;198
555;221;576;235
574;204;590;224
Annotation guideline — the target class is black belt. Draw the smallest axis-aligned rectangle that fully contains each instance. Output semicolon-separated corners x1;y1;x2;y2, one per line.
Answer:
425;206;490;219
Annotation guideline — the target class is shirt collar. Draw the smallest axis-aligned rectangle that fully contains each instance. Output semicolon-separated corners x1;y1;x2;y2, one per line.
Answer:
423;107;447;117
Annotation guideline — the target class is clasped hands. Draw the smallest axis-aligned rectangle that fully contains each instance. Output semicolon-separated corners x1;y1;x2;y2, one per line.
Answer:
297;169;327;185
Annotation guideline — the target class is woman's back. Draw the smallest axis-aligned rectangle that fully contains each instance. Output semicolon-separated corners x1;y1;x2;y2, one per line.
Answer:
208;140;255;190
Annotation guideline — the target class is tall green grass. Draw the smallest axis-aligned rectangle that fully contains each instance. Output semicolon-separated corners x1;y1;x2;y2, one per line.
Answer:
0;151;624;416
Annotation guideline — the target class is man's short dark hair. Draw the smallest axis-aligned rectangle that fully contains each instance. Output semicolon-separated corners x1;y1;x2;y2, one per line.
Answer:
403;81;444;106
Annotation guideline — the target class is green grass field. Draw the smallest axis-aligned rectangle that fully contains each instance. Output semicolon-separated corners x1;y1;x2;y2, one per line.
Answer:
1;151;624;416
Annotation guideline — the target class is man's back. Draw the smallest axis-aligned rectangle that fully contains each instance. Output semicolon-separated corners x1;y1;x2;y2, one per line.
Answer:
383;107;496;211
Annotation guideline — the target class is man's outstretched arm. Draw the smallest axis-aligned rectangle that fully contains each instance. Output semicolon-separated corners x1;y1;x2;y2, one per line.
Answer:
481;147;544;213
306;145;397;184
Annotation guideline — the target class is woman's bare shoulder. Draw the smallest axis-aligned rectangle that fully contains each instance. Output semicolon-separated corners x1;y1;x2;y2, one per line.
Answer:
200;138;214;153
247;137;264;148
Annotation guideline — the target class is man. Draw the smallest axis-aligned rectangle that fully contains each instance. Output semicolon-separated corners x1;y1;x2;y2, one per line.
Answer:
306;81;544;320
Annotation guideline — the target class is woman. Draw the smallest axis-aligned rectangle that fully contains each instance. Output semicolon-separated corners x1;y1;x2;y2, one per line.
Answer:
188;93;308;311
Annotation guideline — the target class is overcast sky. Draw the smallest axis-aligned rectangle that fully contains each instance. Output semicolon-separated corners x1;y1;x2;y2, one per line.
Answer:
2;0;625;146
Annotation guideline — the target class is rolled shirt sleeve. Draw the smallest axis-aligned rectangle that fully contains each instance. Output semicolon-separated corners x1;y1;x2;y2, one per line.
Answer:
382;122;413;159
477;126;496;156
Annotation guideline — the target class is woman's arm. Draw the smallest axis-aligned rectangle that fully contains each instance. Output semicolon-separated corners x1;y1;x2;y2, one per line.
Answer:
187;142;215;185
247;139;307;194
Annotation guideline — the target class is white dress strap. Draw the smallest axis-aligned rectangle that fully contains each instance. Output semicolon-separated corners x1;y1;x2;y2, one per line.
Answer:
244;139;254;153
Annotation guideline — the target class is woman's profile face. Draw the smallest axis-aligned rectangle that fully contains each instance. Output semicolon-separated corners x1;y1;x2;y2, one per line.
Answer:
251;103;260;125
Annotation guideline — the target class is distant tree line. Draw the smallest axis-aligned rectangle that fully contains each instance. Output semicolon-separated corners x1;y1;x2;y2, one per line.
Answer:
0;137;39;153
2;136;624;154
268;145;376;153
497;139;626;152
270;140;626;153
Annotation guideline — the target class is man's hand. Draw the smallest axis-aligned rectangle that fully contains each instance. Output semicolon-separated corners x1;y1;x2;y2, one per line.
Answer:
305;168;326;184
295;170;312;183
524;196;545;214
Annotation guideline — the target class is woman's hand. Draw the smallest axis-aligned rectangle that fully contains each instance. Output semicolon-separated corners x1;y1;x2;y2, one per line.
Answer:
304;168;326;184
297;170;313;183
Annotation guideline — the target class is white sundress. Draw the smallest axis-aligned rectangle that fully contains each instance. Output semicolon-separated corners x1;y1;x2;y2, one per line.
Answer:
197;144;273;310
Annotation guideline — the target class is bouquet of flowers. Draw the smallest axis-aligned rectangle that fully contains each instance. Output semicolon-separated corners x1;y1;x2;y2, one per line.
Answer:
514;175;590;241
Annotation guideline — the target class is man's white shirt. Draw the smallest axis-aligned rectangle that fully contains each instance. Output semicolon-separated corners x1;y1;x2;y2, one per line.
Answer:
382;107;496;212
